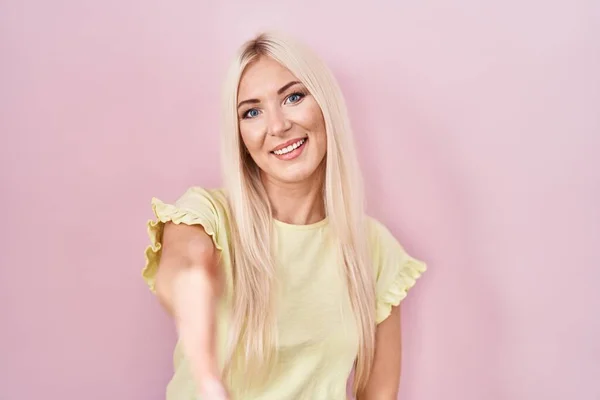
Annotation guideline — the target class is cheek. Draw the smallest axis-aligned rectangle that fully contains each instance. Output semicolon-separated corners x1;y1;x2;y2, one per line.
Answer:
295;102;326;138
306;107;327;150
239;124;265;152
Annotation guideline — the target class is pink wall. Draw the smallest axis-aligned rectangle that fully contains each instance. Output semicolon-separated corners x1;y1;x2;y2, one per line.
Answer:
1;1;598;399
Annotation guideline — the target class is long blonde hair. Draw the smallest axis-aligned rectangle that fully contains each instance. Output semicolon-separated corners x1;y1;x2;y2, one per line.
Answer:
219;31;376;394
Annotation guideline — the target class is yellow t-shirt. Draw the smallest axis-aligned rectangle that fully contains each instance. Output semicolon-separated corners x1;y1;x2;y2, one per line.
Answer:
142;187;426;400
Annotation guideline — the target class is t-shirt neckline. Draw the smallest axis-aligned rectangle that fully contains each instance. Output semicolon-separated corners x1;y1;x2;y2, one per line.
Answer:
273;216;329;230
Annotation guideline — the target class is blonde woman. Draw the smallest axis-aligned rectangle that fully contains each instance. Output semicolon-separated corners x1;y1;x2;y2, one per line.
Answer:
142;31;426;400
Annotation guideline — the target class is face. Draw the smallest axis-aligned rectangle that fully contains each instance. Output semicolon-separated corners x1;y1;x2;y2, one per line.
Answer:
237;56;327;185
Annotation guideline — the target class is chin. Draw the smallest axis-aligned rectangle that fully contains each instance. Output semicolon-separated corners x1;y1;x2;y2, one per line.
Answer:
271;164;321;184
275;172;313;184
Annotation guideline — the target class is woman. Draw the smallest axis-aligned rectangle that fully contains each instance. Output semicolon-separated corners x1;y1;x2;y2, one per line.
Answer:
142;31;426;400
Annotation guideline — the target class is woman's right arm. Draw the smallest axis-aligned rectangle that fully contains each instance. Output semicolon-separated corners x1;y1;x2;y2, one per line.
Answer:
155;221;229;399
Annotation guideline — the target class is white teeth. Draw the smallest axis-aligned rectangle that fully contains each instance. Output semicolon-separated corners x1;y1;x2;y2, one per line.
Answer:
273;139;305;155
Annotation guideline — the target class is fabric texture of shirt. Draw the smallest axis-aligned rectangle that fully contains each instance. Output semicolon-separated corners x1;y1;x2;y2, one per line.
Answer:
142;187;426;400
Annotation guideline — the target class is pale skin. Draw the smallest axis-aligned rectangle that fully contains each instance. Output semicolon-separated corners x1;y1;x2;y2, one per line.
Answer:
154;56;402;399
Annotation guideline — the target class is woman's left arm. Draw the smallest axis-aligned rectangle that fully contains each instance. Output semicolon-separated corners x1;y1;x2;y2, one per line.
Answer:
357;305;402;400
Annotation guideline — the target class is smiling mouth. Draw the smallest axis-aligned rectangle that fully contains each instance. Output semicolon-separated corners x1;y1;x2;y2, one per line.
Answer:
271;138;307;155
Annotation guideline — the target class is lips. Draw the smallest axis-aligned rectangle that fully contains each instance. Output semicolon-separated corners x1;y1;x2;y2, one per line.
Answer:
270;137;308;155
270;137;308;160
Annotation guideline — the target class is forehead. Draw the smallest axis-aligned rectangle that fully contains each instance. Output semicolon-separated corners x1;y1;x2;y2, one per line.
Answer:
238;56;299;100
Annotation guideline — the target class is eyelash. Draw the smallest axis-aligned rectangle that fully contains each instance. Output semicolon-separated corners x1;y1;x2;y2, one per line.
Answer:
242;91;307;119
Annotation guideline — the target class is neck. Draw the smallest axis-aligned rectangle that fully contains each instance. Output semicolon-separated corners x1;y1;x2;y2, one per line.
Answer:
261;167;325;225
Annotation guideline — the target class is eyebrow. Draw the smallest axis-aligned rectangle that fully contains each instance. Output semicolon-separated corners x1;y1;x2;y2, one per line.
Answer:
237;81;302;109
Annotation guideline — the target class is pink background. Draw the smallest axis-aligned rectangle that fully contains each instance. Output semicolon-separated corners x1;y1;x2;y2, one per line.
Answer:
1;1;598;399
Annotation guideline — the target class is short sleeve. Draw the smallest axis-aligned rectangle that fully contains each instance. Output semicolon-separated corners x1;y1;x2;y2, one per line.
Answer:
142;187;227;294
369;219;427;324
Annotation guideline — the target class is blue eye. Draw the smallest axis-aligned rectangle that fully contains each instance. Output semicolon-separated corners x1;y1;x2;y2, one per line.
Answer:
244;109;260;119
285;92;305;104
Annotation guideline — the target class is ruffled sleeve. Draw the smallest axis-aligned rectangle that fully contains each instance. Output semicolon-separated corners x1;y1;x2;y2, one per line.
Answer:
142;187;227;294
369;219;427;324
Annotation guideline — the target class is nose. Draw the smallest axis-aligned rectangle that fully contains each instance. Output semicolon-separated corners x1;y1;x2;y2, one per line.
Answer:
266;107;292;137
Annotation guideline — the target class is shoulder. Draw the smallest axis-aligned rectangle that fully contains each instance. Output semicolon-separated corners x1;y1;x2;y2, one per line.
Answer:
365;215;423;271
365;216;401;253
169;186;229;214
150;186;231;244
151;186;229;221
